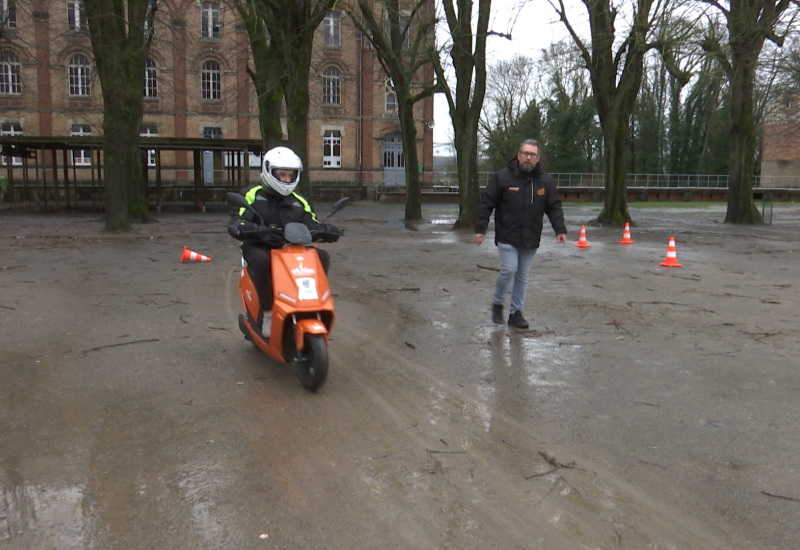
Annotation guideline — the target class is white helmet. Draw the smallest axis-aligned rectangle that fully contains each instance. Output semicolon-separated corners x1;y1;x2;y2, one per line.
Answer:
260;146;302;196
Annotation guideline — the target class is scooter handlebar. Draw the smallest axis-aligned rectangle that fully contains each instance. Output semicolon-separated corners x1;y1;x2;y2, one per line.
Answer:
311;224;344;243
241;223;343;245
240;224;283;243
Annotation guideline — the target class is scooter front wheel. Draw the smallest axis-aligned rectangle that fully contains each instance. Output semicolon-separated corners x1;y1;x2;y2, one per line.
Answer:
296;334;328;392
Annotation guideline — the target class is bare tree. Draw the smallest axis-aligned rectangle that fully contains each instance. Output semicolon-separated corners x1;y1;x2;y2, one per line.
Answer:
539;41;601;172
651;14;706;174
235;0;338;196
553;0;668;226
478;55;539;173
266;0;338;196
776;33;800;84
433;0;492;229
343;0;438;221
700;0;798;223
84;0;157;230
233;0;284;148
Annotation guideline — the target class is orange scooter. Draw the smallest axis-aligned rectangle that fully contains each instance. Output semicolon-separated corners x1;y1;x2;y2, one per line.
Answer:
225;192;347;392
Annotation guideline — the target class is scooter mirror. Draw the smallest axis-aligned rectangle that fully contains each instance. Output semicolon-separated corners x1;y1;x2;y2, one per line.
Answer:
225;192;249;209
326;197;350;219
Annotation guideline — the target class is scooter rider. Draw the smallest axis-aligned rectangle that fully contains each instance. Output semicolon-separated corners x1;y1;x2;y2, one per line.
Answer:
227;146;340;335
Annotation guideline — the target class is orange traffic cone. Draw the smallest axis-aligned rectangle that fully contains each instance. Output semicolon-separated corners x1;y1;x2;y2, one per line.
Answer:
659;237;682;267
181;246;212;263
574;225;590;248
619;223;634;244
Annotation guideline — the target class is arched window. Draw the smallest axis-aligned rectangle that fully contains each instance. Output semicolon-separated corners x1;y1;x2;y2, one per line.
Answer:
68;53;91;96
322;66;340;105
143;58;157;98
201;60;221;100
0;51;21;95
385;92;397;112
384;78;396;112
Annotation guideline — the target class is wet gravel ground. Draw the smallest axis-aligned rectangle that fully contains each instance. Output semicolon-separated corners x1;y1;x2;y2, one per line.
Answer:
1;201;799;549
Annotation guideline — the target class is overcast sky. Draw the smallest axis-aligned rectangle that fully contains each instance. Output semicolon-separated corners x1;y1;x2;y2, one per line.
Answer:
433;0;580;152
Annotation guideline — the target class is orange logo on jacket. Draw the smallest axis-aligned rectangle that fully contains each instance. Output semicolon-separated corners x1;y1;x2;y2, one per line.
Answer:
537;188;545;195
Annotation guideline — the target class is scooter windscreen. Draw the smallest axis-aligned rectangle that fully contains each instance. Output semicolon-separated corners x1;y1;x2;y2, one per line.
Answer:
283;222;312;245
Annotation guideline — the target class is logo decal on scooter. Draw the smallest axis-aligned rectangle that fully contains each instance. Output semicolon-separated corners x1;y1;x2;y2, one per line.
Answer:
291;261;316;277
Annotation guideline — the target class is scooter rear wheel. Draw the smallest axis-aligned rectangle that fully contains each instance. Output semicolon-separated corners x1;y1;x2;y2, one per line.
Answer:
296;334;328;392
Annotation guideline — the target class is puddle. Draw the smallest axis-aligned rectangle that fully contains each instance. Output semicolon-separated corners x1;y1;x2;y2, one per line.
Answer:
0;482;90;548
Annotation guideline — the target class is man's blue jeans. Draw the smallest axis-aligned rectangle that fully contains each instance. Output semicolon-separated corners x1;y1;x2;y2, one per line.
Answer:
492;243;537;314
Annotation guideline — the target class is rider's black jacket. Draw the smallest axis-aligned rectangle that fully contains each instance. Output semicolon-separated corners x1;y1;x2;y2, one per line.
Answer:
227;185;338;246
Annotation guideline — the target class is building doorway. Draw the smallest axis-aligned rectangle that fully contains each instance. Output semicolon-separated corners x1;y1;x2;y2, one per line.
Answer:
382;133;405;186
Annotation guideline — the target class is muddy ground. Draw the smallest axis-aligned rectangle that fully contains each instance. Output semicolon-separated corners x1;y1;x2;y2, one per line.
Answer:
1;201;799;549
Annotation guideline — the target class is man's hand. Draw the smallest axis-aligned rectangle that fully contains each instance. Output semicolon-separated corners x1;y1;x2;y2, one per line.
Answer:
474;233;485;245
556;233;568;244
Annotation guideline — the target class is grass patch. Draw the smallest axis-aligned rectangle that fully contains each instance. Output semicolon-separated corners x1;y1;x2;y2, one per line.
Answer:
628;201;727;208
563;201;799;208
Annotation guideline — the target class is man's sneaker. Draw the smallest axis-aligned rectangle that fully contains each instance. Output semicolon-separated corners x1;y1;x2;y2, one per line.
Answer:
492;303;504;324
508;310;529;329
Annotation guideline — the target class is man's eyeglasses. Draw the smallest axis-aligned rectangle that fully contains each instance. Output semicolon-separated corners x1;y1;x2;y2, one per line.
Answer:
519;151;539;158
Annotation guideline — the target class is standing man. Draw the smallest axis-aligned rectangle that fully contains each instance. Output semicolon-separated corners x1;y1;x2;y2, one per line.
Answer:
474;139;568;328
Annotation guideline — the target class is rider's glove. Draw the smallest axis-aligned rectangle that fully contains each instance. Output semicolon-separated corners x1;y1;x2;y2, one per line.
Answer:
228;219;256;240
231;220;261;240
261;226;285;247
317;223;342;243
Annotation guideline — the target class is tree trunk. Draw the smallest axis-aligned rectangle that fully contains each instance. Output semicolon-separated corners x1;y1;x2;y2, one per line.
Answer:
398;99;422;220
238;7;283;150
84;0;152;231
102;109;143;231
557;0;655;227
725;22;763;223
284;50;313;198
596;115;631;225
439;0;490;230
453;125;480;229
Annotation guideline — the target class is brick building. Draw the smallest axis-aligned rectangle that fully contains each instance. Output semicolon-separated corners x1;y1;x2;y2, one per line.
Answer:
761;88;800;186
0;0;434;198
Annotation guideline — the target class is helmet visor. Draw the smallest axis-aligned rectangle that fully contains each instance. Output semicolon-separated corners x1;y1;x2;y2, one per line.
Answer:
271;168;299;184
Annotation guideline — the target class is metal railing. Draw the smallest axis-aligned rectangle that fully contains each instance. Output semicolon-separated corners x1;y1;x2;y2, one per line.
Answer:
553;173;800;189
418;172;800;190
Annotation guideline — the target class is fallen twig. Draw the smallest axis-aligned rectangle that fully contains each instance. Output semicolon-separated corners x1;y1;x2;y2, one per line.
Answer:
539;451;586;472
607;319;637;336
626;300;715;314
638;459;668;470
762;491;800;503
83;338;160;353
378;287;420;293
525;467;558;480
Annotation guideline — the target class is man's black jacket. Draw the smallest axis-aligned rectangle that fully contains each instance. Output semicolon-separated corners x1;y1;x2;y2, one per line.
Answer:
474;158;567;249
